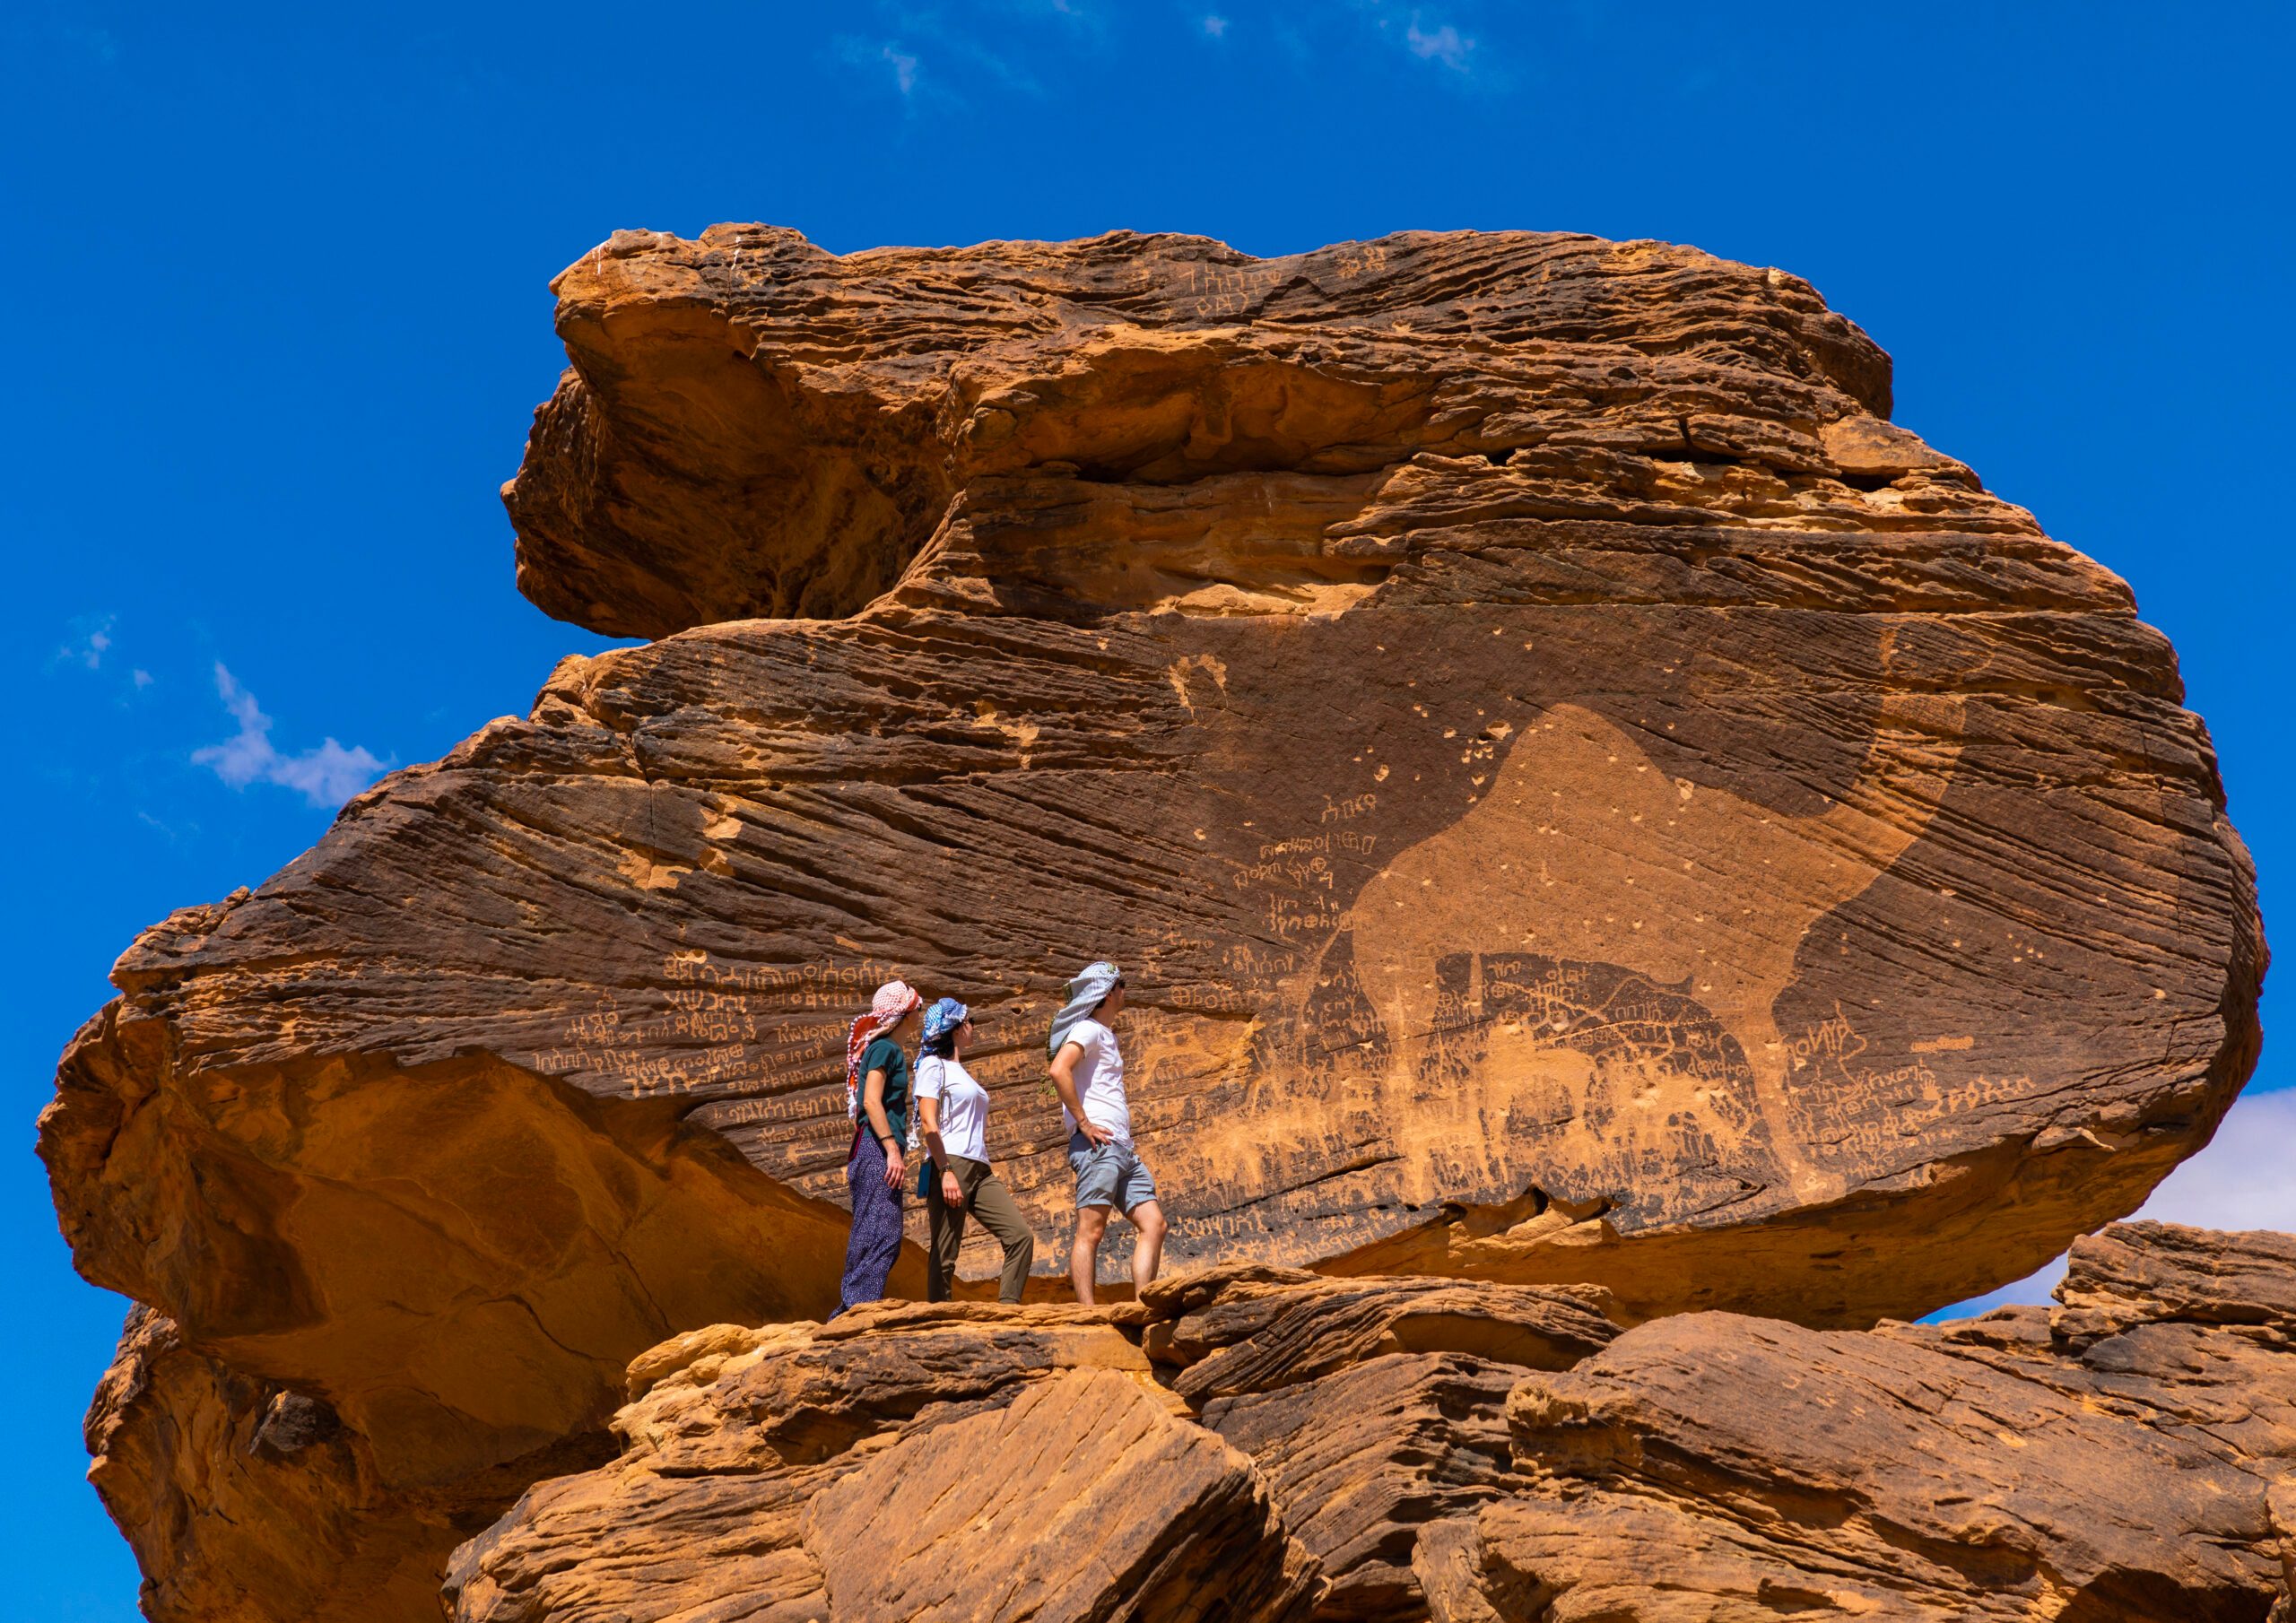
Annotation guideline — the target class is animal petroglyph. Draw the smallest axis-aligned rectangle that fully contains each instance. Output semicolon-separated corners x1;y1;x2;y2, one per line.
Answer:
1349;697;1962;1196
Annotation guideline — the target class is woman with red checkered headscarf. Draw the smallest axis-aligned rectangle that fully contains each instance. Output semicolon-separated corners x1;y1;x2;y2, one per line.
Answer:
831;977;924;1317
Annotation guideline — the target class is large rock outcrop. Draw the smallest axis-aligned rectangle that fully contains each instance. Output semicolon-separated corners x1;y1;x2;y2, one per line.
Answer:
40;226;2264;1623
84;1306;609;1623
1422;1219;2296;1620
443;1301;1333;1623
451;1222;2296;1622
445;1272;1623;1623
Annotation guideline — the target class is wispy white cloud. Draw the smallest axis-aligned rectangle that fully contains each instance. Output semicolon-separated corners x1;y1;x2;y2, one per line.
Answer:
831;34;925;100
2129;1089;2296;1232
191;663;388;808
1935;1089;2296;1319
56;613;115;671
834;2;1087;108
1039;0;1111;39
132;667;153;690
882;42;919;94
1345;3;1487;79
1406;17;1474;71
1202;13;1229;38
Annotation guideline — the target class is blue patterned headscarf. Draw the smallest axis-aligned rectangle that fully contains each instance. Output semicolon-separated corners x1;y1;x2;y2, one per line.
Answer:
1048;961;1121;1058
921;997;969;1046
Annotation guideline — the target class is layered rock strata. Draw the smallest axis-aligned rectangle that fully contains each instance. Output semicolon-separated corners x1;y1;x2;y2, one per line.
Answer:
40;226;2265;1623
453;1222;2296;1623
446;1273;1623;1623
85;1307;609;1623
1422;1219;2296;1620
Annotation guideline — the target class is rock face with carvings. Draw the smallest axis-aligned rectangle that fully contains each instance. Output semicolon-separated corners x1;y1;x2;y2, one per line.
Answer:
39;226;2264;1623
452;1223;2296;1623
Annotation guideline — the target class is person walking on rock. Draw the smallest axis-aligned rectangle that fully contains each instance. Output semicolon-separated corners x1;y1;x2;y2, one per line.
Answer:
833;978;923;1317
914;997;1037;1304
1048;961;1165;1304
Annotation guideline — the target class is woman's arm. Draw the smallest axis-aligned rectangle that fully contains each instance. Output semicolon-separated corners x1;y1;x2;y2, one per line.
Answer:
919;1094;964;1209
864;1067;905;1189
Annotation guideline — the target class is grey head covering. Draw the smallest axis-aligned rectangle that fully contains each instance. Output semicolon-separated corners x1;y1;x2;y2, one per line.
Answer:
1047;960;1121;1058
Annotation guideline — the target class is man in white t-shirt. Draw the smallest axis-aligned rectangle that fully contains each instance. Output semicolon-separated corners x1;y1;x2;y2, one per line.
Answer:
1048;962;1164;1304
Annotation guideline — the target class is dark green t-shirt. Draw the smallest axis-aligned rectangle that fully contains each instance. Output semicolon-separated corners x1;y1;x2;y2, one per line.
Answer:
860;1036;912;1143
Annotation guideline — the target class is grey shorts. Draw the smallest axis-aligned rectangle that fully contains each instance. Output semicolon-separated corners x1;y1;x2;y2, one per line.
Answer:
1068;1131;1158;1214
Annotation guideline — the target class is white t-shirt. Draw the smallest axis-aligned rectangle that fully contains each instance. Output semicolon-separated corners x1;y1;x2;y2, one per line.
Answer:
1058;1018;1131;1147
914;1055;992;1164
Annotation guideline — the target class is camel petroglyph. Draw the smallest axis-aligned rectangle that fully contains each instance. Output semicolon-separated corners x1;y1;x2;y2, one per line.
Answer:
1348;695;1963;1198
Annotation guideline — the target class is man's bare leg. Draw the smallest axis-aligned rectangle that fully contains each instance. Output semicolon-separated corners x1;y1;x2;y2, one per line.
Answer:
1072;1204;1111;1304
1128;1200;1167;1295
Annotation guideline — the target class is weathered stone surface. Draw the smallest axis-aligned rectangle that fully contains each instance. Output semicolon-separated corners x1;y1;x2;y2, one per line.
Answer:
1135;1266;1617;1402
507;226;1915;637
2053;1216;2296;1341
807;1371;1318;1622
84;1306;613;1623
40;226;2266;1620
1418;1220;2296;1621
448;1230;2296;1621
445;1300;1320;1623
86;1306;414;1623
43;1013;857;1623
1145;1271;1622;1619
1202;1353;1522;1620
448;1272;1620;1623
491;236;2255;1327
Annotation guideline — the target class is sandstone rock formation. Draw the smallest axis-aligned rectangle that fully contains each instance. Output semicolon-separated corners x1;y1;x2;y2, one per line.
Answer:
1422;1219;2296;1620
445;1273;1622;1623
451;1221;2296;1623
40;225;2265;1622
86;1306;609;1623
446;1302;1330;1623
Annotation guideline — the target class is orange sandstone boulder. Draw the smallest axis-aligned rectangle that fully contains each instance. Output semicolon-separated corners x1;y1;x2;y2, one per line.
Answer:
443;1301;1324;1623
39;227;2265;1623
86;1307;439;1623
1418;1220;2296;1621
446;1276;1618;1623
449;1224;2296;1623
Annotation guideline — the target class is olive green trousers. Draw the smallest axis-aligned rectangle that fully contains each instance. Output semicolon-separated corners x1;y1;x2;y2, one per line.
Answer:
925;1154;1037;1304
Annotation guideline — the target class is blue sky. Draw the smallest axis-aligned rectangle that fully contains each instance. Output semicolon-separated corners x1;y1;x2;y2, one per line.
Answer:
5;3;2291;1616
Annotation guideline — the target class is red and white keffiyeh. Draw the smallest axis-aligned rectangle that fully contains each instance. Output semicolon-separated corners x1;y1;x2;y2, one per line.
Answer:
845;979;922;1121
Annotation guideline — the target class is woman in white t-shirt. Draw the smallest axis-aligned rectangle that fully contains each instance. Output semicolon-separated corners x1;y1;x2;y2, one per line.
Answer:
914;996;1037;1303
